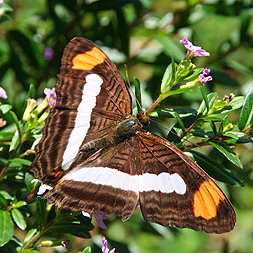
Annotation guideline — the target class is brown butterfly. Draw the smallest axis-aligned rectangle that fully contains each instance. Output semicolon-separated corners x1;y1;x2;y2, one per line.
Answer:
31;37;236;233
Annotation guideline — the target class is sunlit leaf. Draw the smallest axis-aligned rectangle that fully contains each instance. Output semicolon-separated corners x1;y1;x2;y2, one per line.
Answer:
198;92;218;115
0;104;12;114
133;78;143;113
11;209;27;230
81;246;92;253
23;229;38;244
238;90;253;130
0;210;14;247
8;158;32;167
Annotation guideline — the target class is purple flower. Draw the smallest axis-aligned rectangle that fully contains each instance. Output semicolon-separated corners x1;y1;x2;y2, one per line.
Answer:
180;37;210;57
0;87;7;99
199;68;213;84
44;88;56;107
102;237;116;253
44;47;54;61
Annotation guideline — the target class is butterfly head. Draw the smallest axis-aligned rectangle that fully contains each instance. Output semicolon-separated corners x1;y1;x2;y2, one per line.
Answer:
115;116;141;142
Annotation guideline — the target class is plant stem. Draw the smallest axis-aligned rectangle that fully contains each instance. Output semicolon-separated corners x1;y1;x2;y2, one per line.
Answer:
144;96;163;116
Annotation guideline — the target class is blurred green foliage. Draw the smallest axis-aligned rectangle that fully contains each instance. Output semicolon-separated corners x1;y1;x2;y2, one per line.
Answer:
0;0;253;253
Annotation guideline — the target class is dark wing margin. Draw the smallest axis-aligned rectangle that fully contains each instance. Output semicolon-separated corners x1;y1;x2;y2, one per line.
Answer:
137;131;236;233
31;37;132;182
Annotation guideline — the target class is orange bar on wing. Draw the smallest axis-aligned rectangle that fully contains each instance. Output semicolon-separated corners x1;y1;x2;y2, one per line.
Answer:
72;47;106;70
193;180;225;220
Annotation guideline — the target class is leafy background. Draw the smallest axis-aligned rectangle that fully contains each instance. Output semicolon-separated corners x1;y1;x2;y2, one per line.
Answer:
0;0;253;252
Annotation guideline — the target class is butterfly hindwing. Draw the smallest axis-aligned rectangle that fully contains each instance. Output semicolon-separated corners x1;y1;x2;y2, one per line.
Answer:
136;131;236;233
45;136;140;221
32;37;132;181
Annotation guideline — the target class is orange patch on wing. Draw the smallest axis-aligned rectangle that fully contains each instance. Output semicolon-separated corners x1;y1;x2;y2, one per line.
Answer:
193;180;225;220
72;47;106;70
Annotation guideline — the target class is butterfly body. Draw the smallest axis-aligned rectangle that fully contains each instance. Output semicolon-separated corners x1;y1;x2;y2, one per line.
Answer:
31;37;236;233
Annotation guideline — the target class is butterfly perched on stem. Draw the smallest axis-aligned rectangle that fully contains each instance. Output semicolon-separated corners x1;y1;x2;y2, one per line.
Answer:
31;37;236;234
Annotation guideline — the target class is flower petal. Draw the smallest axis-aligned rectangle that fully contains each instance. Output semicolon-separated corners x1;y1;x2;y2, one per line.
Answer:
180;37;210;57
0;87;7;99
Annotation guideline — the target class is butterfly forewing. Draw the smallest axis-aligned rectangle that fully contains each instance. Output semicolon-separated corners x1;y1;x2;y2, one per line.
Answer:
32;37;132;180
136;131;236;233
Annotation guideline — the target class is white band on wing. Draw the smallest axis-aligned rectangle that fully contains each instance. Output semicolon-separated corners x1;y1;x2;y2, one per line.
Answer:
63;167;187;195
61;74;103;171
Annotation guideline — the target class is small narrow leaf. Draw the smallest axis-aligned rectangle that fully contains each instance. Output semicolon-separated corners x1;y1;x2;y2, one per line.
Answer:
200;86;209;112
12;201;27;209
0;210;14;247
198;92;218;115
9;130;20;151
238;90;253;130
209;142;243;169
82;246;92;253
11;208;27;230
161;60;176;93
0;191;14;200
23;228;38;244
133;78;142;113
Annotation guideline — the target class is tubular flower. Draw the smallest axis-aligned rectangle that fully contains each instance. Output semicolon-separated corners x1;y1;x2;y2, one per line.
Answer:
199;68;213;84
44;88;57;107
102;237;115;253
180;37;210;57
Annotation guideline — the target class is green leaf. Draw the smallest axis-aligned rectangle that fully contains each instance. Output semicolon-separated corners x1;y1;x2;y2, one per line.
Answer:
24;173;35;192
183;67;202;82
133;78;142;113
198;92;218;115
168;111;185;130
20;249;40;253
200;86;209;112
23;229;38;244
81;246;92;253
0;130;13;142
228;96;244;111
4;111;22;151
191;151;242;186
238;90;253;130
9;158;32;167
12;201;27;209
0;191;14;200
0;210;14;247
161;60;176;93
9;131;20;152
209;142;243;169
11;209;27;230
0;104;12;114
